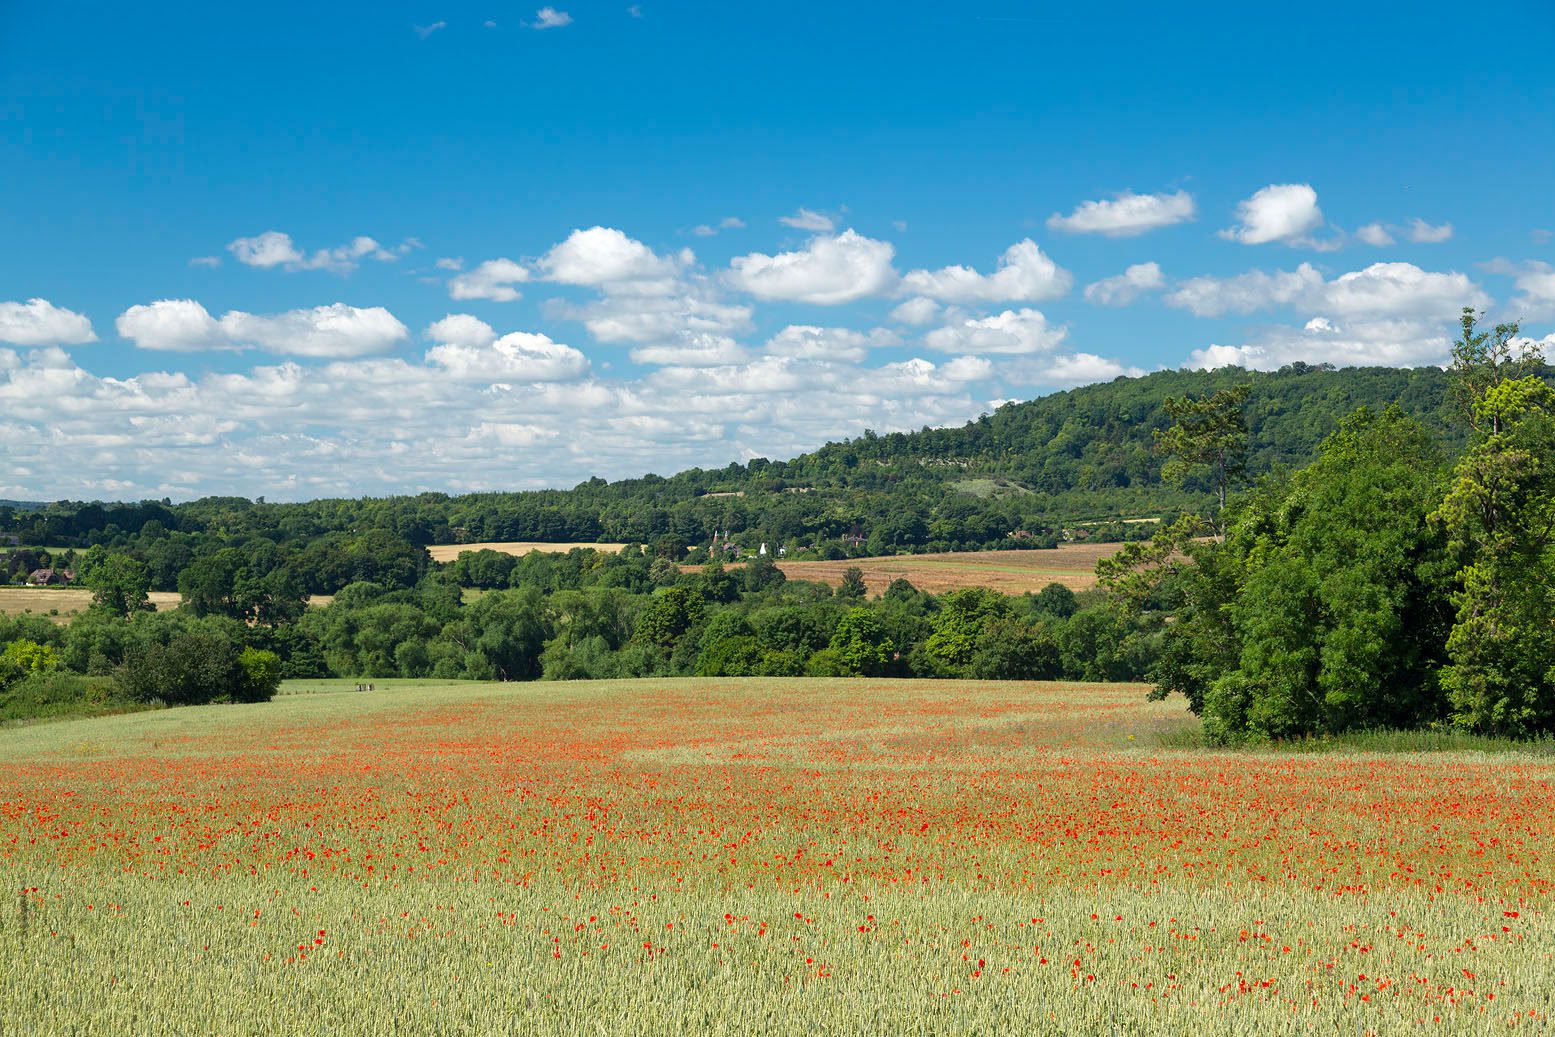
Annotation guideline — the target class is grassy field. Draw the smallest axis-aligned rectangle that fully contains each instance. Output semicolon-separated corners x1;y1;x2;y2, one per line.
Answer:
426;541;630;563
3;677;1552;1034
693;542;1129;595
0;587;181;622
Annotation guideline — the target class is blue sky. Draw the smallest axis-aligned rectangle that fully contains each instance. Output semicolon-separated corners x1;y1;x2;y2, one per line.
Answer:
3;1;1553;500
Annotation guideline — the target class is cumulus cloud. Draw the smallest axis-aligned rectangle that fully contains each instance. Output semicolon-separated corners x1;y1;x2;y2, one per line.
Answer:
1185;317;1459;371
1084;262;1164;306
117;299;408;358
0;298;97;346
1165;264;1325;317
924;308;1066;355
425;314;498;349
1407;218;1453;243
1046;190;1196;237
227;231;403;274
1008;353;1145;388
116;299;231;352
1219;184;1326;246
779;208;835;232
764;325;899;363
449;258;531;302
1494;260;1555;319
426;329;589;382
538;226;684;292
221;305;410;359
727;230;897;304
1167;261;1486;322
890;297;941;325
532;6;572;28
1355;223;1395;247
630;334;749;367
901;239;1071;303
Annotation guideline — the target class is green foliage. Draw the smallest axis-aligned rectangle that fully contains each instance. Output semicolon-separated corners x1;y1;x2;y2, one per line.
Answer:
827;608;896;677
923;588;1012;675
633;587;706;653
1155;383;1251;528
1;639;59;683
836;567;867;600
81;550;153;617
1435;371;1555;735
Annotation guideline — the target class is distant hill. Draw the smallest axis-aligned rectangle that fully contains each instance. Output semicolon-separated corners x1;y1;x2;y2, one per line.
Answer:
0;364;1520;560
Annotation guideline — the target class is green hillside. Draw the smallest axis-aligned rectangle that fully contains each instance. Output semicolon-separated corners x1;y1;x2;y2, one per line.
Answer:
0;364;1500;576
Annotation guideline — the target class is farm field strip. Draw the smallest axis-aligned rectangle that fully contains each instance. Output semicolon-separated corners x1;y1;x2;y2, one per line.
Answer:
697;542;1128;594
426;541;629;563
0;587;181;621
3;677;1552;1034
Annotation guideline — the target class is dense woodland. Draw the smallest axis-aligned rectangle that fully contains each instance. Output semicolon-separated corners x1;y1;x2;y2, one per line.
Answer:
3;331;1552;738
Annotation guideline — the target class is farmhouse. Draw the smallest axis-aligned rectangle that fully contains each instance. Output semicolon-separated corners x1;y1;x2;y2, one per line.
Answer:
26;568;72;586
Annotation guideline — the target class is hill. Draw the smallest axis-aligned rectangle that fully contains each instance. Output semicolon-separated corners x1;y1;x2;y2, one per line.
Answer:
0;364;1510;585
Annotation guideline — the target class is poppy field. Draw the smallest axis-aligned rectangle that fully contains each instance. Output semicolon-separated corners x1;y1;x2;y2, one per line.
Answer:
3;677;1553;1035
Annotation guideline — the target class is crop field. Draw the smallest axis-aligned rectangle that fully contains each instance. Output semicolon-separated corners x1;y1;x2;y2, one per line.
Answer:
702;542;1129;595
0;588;181;622
3;678;1553;1035
426;541;630;563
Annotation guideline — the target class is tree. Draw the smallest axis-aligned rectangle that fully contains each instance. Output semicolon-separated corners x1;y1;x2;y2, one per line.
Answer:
837;567;867;600
80;550;153;618
1448;308;1545;436
1435;370;1555;735
1189;408;1454;741
1154;383;1252;534
826;607;895;676
633;586;705;653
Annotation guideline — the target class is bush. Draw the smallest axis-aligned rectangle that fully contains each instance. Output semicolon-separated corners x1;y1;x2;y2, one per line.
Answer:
0;670;128;722
115;632;278;706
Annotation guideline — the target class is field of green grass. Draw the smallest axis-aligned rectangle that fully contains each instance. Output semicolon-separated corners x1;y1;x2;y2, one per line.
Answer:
3;677;1552;1034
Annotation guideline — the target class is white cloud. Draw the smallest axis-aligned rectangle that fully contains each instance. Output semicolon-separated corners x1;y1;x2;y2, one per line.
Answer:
630;333;749;367
1084;262;1164;306
117;300;408;357
691;216;744;237
1407;218;1454;243
189;256;222;268
1496;260;1555;319
0;298;97;347
435;257;464;271
1185;317;1458;371
764;325;898;362
1008;353;1145;387
228;231;400;274
1046;190;1196;237
779;208;835;232
222;304;410;358
901;239;1071;303
532;7;572;28
890;297;941;325
1355;223;1395;247
425;314;498;349
116;299;230;352
558;291;752;344
538;226;682;291
414;21;447;38
1165;264;1324;317
1166;261;1486;323
924;308;1066;355
426;331;589;382
1219;184;1325;246
1319;262;1485;320
449;258;531;302
727;230;897;304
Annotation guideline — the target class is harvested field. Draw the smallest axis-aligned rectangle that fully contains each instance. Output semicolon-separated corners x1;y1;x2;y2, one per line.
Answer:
3;677;1552;1035
0;587;181;622
427;540;629;563
692;541;1130;595
0;588;332;622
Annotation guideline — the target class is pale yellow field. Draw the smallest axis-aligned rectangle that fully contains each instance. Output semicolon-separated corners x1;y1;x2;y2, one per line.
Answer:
0;588;331;622
690;541;1129;595
0;587;181;621
427;540;630;563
